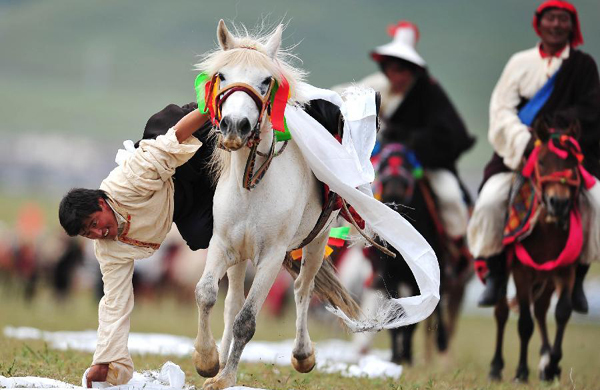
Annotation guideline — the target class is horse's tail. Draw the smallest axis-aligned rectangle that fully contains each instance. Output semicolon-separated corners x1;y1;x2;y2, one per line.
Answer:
283;252;408;333
283;253;361;323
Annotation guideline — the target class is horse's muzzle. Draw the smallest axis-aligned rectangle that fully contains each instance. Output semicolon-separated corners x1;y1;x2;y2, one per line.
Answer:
220;116;253;150
222;135;244;151
545;195;570;221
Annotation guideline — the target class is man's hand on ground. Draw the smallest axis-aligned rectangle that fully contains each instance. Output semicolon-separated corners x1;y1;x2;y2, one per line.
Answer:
86;363;109;388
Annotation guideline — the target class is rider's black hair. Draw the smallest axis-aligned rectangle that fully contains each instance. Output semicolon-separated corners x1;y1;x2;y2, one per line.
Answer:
58;188;108;236
377;56;425;77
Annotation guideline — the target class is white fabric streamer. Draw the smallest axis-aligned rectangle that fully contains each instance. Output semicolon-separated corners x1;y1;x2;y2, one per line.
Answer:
286;84;440;330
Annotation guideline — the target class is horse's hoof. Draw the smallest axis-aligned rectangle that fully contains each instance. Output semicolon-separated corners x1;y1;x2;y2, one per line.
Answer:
488;372;502;382
193;349;220;378
392;355;412;366
202;374;235;390
540;366;561;382
292;350;316;373
513;374;529;384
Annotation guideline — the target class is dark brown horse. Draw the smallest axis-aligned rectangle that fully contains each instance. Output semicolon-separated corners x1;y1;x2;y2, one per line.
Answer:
367;143;472;364
490;117;590;382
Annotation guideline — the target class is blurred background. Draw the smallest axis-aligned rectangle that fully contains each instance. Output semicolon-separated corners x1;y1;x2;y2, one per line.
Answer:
2;1;600;387
1;0;600;337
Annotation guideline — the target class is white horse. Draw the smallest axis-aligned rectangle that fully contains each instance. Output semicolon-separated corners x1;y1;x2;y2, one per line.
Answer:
192;20;439;390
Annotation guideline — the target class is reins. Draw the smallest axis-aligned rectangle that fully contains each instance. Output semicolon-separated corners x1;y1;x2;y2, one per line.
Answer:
242;130;288;190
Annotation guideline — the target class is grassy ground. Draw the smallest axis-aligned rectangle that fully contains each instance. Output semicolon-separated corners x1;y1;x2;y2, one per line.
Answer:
1;287;599;390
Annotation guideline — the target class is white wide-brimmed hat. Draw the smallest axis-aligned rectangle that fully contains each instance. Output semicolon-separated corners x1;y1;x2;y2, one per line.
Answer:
371;21;426;68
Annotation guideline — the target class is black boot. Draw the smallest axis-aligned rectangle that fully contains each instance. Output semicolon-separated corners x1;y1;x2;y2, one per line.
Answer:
478;253;507;307
572;264;589;314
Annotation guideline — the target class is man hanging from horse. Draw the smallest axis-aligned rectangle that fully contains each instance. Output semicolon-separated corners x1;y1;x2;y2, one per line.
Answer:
467;0;600;311
58;75;379;387
59;105;213;386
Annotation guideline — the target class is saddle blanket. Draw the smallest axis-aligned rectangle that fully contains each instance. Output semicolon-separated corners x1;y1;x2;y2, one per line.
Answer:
503;174;539;246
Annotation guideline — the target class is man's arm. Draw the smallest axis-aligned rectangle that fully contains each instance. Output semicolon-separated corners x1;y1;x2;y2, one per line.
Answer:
488;54;532;170
174;109;209;143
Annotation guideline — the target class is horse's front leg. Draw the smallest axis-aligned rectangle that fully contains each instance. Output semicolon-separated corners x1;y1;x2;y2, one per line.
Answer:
543;269;575;381
193;242;230;378
204;247;287;390
489;296;509;381
218;260;247;368
534;283;553;380
291;232;328;373
513;270;534;383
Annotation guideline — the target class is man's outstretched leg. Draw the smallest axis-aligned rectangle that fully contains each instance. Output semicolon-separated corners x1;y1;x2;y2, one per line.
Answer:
467;172;513;307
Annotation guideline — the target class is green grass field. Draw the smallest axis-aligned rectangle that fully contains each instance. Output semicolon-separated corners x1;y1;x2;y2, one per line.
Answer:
1;286;599;390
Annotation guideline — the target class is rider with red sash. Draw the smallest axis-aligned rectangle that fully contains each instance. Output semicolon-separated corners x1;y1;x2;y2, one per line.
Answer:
468;0;600;311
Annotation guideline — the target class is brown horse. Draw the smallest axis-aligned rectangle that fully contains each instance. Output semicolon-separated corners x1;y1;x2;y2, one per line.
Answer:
490;116;590;382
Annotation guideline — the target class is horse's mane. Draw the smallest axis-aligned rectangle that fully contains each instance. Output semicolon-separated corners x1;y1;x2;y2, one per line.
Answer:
195;23;308;181
194;23;307;104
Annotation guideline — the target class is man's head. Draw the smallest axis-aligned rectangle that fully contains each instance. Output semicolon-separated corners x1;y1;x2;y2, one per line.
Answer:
371;20;426;94
378;56;423;94
533;1;583;49
59;188;118;240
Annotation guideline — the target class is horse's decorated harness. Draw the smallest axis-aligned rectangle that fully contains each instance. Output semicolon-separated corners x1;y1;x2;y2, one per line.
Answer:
523;132;589;202
195;69;291;190
504;131;596;271
373;143;423;203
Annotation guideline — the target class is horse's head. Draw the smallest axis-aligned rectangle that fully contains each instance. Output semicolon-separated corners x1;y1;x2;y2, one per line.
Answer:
374;144;420;205
529;115;582;223
197;20;304;151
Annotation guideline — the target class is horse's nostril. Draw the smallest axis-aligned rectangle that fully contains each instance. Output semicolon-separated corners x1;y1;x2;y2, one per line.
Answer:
549;196;569;215
221;116;231;132
239;117;251;134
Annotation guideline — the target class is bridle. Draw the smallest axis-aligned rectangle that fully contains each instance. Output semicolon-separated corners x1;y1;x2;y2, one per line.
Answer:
206;72;289;190
373;144;422;202
526;134;583;207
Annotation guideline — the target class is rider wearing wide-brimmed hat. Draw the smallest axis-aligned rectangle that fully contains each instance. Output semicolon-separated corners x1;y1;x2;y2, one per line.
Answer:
335;21;475;356
467;0;600;311
345;21;475;243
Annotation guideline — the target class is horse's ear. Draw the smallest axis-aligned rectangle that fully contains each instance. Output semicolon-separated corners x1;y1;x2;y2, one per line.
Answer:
533;116;551;143
264;24;283;59
217;19;236;51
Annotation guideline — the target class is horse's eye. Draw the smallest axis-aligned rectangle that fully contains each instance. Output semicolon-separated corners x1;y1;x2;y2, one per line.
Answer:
261;77;272;86
218;74;225;82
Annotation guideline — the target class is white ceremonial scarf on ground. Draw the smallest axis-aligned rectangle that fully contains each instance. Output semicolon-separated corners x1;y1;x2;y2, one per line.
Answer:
288;83;440;330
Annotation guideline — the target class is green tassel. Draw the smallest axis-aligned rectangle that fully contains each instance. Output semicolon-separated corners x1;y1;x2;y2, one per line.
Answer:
194;72;210;114
412;167;424;179
275;117;292;141
329;226;350;240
